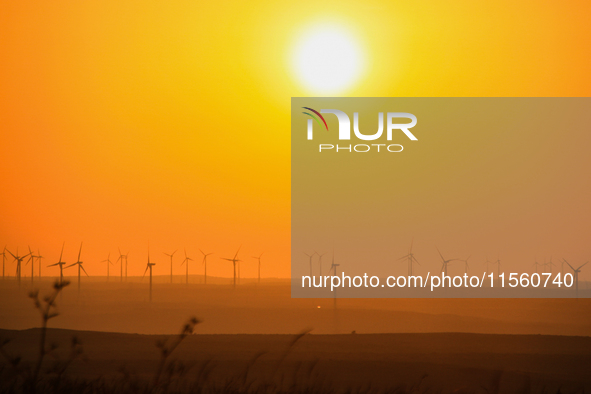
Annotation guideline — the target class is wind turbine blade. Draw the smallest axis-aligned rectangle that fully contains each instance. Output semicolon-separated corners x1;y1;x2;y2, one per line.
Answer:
397;255;409;261
413;256;421;266
7;249;16;259
142;265;148;278
77;242;83;261
81;265;89;276
65;263;77;268
58;242;64;261
47;263;59;267
565;261;575;271
578;262;588;270
234;246;241;260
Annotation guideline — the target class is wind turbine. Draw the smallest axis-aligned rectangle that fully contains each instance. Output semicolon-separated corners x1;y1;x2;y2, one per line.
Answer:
7;248;30;286
492;257;502;277
330;250;340;310
103;253;114;282
564;259;588;298
36;248;43;278
543;257;555;273
461;255;471;274
252;253;263;283
47;243;66;285
199;249;213;285
398;240;420;276
164;250;177;284
65;243;88;292
484;256;491;273
221;247;241;288
1;246;6;279
436;247;457;276
26;246;38;283
304;252;315;277
116;248;126;282
315;251;326;276
181;249;193;284
143;250;156;302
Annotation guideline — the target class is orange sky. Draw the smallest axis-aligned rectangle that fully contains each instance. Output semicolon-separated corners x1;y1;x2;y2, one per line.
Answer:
1;0;590;278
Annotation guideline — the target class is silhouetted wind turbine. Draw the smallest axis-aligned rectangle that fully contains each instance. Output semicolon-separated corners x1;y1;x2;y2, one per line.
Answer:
164;250;177;284
461;255;471;274
181;249;193;284
315;251;326;276
103;253;114;282
560;259;565;276
436;247;457;276
65;243;88;292
221;247;241;288
26;246;38;283
543;257;555;273
1;246;6;279
123;250;129;282
484;256;491;273
47;243;66;285
252;253;263;283
492;257;502;277
36;248;43;278
304;252;315;277
398;240;420;276
564;259;588;298
116;248;126;282
199;249;213;284
7;248;30;286
143;250;156;302
331;250;340;310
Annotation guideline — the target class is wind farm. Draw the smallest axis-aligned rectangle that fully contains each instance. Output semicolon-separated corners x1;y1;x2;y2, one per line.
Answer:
1;0;591;391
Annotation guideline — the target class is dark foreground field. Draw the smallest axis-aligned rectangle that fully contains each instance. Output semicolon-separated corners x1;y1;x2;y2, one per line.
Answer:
1;328;590;393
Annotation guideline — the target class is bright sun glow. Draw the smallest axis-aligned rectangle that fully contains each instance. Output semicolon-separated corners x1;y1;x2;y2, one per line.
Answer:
292;25;364;95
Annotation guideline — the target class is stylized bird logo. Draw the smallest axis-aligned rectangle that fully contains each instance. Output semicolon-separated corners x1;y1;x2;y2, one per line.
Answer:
302;107;328;131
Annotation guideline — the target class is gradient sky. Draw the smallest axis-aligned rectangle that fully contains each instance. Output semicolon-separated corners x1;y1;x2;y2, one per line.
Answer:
1;0;590;278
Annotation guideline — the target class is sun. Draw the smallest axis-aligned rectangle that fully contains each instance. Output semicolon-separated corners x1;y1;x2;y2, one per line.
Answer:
291;25;365;95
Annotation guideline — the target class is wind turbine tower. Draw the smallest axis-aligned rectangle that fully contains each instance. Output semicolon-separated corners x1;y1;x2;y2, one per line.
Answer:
221;247;241;288
47;243;66;285
436;248;457;276
164;250;177;284
65;243;89;292
398;240;420;276
564;259;588;298
252;253;263;283
199;249;213;285
143;251;156;302
181;249;193;285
